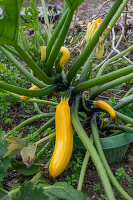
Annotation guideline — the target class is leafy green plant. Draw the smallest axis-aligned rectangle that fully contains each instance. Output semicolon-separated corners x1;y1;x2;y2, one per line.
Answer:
93;183;101;194
0;0;133;200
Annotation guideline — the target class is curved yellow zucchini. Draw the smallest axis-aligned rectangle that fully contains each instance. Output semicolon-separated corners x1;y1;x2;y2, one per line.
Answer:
49;98;73;178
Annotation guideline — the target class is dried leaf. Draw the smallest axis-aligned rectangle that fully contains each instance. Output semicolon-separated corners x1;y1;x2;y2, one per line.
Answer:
4;137;26;158
20;144;37;168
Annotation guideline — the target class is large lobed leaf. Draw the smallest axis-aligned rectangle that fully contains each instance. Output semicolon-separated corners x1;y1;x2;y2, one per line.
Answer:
12;182;88;200
0;0;24;45
0;129;10;182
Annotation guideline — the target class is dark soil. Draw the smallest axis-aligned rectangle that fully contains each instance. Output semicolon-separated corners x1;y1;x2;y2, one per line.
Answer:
1;0;133;199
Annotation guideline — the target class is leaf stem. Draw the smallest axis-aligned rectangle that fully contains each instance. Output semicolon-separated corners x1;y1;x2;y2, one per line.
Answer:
72;65;133;95
90;73;133;100
14;44;54;84
8;113;55;136
66;0;123;83
77;135;93;191
91;114;132;200
96;45;133;78
35;133;55;146
45;9;74;75
71;98;115;200
0;81;57;97
0;46;46;88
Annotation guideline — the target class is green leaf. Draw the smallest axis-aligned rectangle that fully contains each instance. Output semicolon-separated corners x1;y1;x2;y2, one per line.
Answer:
0;0;24;45
0;63;6;73
12;182;49;200
10;159;39;176
44;182;88;200
0;129;10;182
0;189;11;200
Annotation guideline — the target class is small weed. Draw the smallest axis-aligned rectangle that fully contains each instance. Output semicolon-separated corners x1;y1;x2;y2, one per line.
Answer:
115;168;126;183
65;150;84;186
93;184;101;194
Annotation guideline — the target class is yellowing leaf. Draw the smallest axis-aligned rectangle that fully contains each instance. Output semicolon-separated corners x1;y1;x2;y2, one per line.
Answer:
20;144;37;168
4;136;26;158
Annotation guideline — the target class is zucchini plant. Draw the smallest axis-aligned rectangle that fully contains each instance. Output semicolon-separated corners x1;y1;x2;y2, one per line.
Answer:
0;0;133;199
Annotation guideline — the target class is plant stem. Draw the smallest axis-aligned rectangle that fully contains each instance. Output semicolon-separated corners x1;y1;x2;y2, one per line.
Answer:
46;9;69;60
77;136;93;191
66;0;123;83
31;117;55;141
14;44;54;84
28;99;58;106
90;73;133;100
90;114;132;200
0;46;46;88
71;98;115;200
72;65;133;95
116;111;133;125
96;45;133;78
122;87;133;98
35;133;55;146
101;124;133;134
33;102;42;114
41;0;51;41
45;9;74;75
0;81;57;97
35;138;53;162
113;94;133;110
8;113;55;135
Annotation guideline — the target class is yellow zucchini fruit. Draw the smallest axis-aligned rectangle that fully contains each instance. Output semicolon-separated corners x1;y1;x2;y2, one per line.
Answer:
21;85;40;101
59;47;70;67
41;45;46;62
94;100;116;119
49;98;73;178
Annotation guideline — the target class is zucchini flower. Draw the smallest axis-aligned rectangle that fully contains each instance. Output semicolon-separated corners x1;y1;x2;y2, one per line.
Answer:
59;47;70;68
85;17;111;60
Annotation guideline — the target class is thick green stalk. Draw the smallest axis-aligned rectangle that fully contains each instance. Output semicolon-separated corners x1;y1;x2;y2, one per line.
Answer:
3;45;21;58
101;124;133;134
77;136;93;191
14;44;54;84
91;114;132;200
41;0;51;41
114;94;133;110
97;45;133;78
0;81;57;97
116;111;133;125
45;9;74;75
35;138;53;162
71;99;115;200
8;113;55;135
28;99;58;106
33;102;42;114
66;0;123;83
0;46;46;88
77;151;90;191
35;133;55;146
122;87;133;98
90;73;133;100
80;50;95;82
72;65;133;95
32;117;55;140
46;9;69;60
62;0;68;15
109;0;129;30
